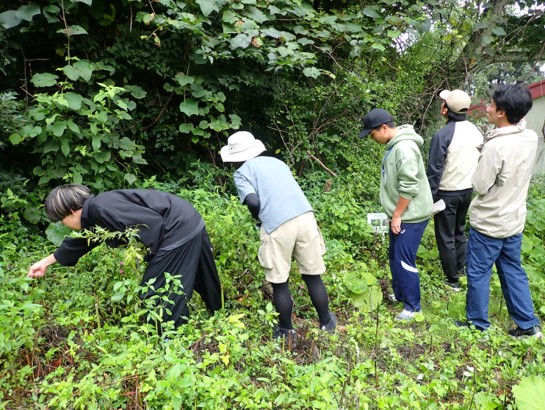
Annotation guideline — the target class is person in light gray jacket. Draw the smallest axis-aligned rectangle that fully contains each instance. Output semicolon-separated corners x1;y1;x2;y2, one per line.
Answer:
458;84;542;339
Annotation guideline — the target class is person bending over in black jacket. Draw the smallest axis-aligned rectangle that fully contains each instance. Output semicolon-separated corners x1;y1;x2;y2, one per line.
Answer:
28;184;223;329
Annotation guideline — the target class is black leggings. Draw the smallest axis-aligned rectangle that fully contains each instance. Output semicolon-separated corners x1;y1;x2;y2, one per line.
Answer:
271;274;330;329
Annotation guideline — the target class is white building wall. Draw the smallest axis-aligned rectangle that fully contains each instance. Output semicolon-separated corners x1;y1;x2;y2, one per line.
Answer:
527;96;545;175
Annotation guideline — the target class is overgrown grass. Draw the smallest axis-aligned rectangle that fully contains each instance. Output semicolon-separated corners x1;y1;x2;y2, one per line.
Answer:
1;178;544;409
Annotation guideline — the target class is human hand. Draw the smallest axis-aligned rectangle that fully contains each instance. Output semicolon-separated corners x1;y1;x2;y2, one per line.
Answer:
28;254;57;278
390;215;402;234
28;261;48;278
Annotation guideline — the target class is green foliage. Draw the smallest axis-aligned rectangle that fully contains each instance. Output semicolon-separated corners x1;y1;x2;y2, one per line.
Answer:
1;0;545;407
0;0;444;197
513;375;545;410
342;261;383;312
0;172;46;225
1;184;545;408
0;92;27;147
9;80;148;189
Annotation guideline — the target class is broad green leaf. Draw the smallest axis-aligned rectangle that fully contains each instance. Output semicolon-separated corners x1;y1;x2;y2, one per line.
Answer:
473;21;488;31
46;222;72;246
298;38;314;46
49;121;67;137
92;135;102;151
63;65;80;81
246;6;268;23
229;114;242;128
75;0;93;5
195;0;219;17
124;173;137;185
222;10;239;24
175;73;195;87
31;73;58;87
64;92;83;110
178;123;195;133
179;100;199;116
191;85;210;98
43;139;59;153
362;6;380;19
66;119;80;133
115;99;128;110
131;154;147;165
492;27;507;36
9;133;23;144
209;115;229;131
15;4;41;22
0;11;21;29
63;60;93;81
261;27;283;39
72;170;82;184
119;137;136;150
74;60;93;81
43;5;60;23
230;33;252;49
58;25;88;36
482;34;493;45
94;151;111;163
289;3;312;18
352;287;383;313
387;30;401;39
303;67;320;79
141;12;155;25
125;85;147;99
21;125;42;138
61;139;70;156
343;271;366;294
513;376;545;410
23;206;42;224
371;43;386;52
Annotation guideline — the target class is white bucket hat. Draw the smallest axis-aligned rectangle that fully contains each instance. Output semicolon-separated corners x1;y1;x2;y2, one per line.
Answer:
439;89;472;114
220;131;266;162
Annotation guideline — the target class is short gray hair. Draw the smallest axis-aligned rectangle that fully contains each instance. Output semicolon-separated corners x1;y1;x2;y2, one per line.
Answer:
45;184;91;222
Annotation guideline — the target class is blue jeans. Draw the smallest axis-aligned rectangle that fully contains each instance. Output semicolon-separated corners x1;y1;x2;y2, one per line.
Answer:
466;227;540;330
389;220;428;312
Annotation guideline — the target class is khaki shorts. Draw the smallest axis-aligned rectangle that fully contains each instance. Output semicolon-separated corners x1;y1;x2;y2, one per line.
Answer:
258;212;326;283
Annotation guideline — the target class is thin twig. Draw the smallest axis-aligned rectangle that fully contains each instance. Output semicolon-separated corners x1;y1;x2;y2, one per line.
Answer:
307;152;338;177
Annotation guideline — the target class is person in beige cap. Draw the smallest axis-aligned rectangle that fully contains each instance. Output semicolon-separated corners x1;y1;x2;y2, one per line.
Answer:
426;90;483;291
221;131;336;340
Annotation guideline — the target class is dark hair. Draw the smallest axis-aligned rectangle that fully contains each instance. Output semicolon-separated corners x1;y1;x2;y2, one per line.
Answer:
45;184;91;222
492;84;533;124
446;108;466;122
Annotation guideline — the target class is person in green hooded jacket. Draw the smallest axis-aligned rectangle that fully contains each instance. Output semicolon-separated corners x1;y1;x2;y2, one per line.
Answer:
359;108;433;320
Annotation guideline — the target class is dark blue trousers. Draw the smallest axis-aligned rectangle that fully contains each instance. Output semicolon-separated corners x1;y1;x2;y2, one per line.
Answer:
466;228;540;330
389;220;429;312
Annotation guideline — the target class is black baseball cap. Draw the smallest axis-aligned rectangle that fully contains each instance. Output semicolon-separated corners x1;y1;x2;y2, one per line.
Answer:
358;108;394;138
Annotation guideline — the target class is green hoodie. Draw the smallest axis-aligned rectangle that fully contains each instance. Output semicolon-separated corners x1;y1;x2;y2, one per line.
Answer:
380;125;433;223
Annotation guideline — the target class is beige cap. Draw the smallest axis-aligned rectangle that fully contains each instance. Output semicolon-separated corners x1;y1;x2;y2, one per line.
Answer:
439;89;472;114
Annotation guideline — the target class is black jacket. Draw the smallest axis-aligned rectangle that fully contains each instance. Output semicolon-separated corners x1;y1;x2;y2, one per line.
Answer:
54;190;204;266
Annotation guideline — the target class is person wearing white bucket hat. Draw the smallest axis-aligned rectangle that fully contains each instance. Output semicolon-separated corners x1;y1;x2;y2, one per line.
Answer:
221;131;337;341
220;131;266;162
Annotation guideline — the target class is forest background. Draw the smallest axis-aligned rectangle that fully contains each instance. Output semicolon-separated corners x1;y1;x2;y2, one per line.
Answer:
1;0;545;408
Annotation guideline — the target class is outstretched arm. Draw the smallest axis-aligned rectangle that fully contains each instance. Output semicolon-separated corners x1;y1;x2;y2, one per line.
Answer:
28;254;58;278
